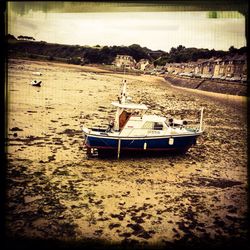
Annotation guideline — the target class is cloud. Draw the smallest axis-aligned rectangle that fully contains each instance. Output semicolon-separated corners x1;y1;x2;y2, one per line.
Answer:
8;10;246;51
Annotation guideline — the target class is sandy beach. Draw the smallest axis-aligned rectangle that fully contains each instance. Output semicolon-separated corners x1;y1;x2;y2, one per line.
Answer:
5;58;248;249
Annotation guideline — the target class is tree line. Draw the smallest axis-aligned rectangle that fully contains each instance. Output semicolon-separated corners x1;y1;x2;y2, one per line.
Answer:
17;35;35;41
156;45;247;65
7;34;246;66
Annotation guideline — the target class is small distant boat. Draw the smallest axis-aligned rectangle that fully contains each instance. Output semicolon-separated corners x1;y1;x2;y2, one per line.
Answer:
30;80;42;87
82;79;204;158
32;72;42;76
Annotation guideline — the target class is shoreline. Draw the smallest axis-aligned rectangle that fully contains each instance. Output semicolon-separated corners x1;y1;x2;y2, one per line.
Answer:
8;57;247;97
169;83;248;105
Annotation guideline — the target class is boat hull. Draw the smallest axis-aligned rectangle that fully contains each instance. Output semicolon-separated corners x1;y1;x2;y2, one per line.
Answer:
84;134;199;153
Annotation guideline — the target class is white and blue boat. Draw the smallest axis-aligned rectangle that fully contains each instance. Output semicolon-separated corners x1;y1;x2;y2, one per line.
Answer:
82;79;204;158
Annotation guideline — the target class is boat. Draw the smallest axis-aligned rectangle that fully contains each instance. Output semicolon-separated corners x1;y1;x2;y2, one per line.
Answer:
82;79;204;158
32;71;42;76
30;80;42;87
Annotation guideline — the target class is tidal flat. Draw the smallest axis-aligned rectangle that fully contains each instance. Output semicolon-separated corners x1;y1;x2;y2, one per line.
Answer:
5;58;248;249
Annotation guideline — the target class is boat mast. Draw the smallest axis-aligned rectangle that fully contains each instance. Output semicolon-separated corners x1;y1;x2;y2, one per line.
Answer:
121;79;127;103
199;107;204;132
114;77;127;131
121;67;127;103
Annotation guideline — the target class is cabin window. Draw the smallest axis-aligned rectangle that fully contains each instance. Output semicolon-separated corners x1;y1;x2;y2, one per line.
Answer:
153;122;163;130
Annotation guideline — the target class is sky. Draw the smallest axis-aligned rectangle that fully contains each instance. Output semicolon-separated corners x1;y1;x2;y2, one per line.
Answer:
7;4;246;52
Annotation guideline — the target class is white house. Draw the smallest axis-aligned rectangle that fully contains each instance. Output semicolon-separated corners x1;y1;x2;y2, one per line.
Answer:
113;55;136;69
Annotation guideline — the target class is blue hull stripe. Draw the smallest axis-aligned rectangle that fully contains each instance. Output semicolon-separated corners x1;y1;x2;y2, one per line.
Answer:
85;134;197;151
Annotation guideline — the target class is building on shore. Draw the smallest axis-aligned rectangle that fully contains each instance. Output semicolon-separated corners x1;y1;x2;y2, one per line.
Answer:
199;58;215;75
136;59;154;71
113;55;136;69
165;53;247;80
165;63;182;74
223;54;247;77
213;58;223;77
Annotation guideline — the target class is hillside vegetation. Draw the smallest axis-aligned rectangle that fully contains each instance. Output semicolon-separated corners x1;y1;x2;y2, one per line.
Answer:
7;34;247;66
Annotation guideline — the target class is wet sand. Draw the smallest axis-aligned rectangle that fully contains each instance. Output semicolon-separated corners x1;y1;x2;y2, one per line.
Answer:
5;58;248;249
